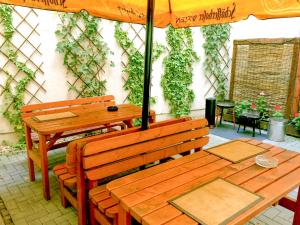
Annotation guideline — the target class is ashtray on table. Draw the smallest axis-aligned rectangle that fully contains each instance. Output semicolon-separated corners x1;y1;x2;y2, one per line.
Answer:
255;155;278;168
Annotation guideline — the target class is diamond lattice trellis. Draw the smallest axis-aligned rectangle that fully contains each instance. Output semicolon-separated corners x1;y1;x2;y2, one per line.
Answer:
118;23;146;102
203;36;231;98
58;14;108;99
0;6;45;112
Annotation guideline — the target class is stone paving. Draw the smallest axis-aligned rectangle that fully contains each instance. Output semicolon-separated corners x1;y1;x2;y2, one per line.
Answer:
0;133;299;225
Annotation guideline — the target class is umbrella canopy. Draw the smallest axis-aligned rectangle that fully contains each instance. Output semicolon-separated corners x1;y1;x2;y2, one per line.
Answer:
1;0;300;129
0;0;300;27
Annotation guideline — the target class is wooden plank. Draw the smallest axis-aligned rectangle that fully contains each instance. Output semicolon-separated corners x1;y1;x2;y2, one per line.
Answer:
112;154;219;198
226;150;298;184
107;151;210;191
86;137;209;181
83;128;209;169
169;178;262;225
137;150;300;225
279;196;296;212
25;125;35;181
21;95;114;113
119;159;231;211
89;185;107;197
163;214;197;225
24;104;154;134
83;119;208;156
33;112;77;122
227;167;300;225
142;205;182;225
22;102;115;118
205;140;267;163
91;192;111;205
63;187;78;210
129;146;283;221
97;198;118;213
241;154;300;192
28;148;41;168
94;208;113;225
292;189;300;225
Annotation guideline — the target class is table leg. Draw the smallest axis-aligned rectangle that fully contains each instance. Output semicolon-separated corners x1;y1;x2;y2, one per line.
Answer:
219;107;224;125
39;134;50;200
149;113;156;123
25;125;35;181
118;205;131;225
124;119;134;128
252;120;256;137
232;109;236;129
293;187;300;225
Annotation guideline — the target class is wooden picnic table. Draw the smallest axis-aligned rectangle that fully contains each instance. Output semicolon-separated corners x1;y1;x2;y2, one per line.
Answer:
106;139;300;225
23;103;155;200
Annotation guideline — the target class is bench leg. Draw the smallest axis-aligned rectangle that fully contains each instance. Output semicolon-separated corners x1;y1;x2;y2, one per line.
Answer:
25;125;35;181
89;200;97;225
59;181;69;208
293;187;300;225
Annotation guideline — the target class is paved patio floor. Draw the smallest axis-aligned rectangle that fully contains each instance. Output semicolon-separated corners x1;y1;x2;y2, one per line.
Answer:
0;132;299;225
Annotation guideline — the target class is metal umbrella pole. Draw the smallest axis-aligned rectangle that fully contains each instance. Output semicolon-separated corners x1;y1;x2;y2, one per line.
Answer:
141;0;155;130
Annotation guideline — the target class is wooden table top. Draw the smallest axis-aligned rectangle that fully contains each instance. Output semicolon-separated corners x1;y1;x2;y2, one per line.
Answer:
106;139;300;225
23;104;153;135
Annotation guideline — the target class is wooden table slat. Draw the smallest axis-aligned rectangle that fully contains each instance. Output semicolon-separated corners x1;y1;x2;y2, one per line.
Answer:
142;205;182;225
130;145;284;221
242;154;300;192
113;154;220;198
228;167;300;225
107;151;210;191
139;155;300;225
107;140;300;225
227;150;298;184
163;214;198;225
24;104;154;134
120;159;231;212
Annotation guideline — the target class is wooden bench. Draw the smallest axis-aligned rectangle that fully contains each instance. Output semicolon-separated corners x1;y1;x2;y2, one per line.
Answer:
86;118;209;225
53;118;208;225
21;95;126;150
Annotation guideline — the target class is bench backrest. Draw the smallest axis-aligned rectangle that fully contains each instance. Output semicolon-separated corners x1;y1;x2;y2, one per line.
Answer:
66;117;189;174
21;95;115;118
81;118;209;182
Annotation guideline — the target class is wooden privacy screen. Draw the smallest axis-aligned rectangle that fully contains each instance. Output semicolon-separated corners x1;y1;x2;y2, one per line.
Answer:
230;38;300;117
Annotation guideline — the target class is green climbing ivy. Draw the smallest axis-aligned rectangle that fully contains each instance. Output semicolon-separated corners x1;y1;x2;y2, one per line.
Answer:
114;23;165;107
56;11;111;97
161;26;199;118
201;24;231;101
0;5;36;148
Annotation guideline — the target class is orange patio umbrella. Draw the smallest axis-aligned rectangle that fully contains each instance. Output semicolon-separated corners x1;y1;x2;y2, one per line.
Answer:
1;0;300;128
1;0;300;28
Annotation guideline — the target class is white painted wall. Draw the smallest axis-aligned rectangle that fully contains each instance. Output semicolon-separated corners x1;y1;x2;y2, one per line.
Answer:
1;9;300;143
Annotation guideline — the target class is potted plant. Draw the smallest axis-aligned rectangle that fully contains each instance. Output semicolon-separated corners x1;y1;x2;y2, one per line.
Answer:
234;100;251;118
288;112;300;136
255;91;268;120
267;105;287;142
